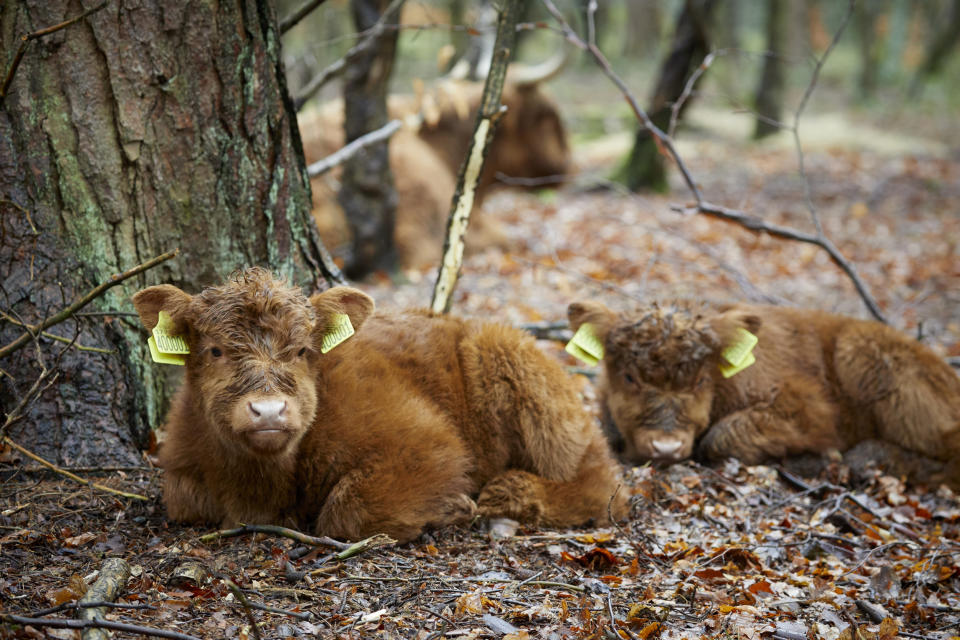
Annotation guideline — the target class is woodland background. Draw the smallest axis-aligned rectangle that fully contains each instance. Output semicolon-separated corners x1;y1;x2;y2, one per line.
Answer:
1;0;959;639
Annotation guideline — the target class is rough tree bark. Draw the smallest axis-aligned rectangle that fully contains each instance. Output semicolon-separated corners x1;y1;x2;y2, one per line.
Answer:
614;0;716;193
754;0;787;139
0;1;337;466
338;0;402;279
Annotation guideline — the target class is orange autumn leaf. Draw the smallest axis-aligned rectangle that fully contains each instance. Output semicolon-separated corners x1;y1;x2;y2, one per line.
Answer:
636;622;663;639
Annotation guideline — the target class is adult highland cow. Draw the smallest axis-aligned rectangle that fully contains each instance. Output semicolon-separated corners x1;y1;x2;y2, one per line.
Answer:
299;59;570;269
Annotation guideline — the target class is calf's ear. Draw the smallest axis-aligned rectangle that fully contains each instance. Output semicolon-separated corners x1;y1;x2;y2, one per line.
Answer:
567;301;617;342
310;287;375;334
132;285;193;332
707;309;763;352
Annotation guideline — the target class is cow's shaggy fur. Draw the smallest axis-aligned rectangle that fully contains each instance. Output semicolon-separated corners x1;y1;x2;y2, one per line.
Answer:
134;269;625;542
299;79;570;269
568;300;960;488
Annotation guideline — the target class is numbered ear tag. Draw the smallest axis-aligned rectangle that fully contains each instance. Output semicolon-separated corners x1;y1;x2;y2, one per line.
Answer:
148;310;188;365
321;313;355;354
565;322;604;366
719;327;758;378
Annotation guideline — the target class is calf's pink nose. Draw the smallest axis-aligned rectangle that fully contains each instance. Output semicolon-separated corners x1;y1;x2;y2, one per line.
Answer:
652;438;682;457
248;400;288;427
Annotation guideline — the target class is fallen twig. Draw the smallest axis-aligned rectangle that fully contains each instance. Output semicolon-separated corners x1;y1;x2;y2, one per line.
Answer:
199;523;350;549
306;119;402;178
225;579;262;640
516;321;569;342
78;557;131;640
0;613;201;640
0;436;149;501
28;601;156;618
200;524;396;562
0;249;180;360
231;598;312;621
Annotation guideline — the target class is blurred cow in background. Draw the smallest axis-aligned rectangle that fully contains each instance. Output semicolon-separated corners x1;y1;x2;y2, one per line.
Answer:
298;55;571;271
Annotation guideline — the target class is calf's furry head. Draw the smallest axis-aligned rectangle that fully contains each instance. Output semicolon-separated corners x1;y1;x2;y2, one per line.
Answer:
567;300;761;462
134;267;374;457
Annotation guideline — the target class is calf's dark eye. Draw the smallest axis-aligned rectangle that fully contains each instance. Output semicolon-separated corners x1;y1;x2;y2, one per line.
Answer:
624;373;635;385
298;347;307;357
210;347;223;358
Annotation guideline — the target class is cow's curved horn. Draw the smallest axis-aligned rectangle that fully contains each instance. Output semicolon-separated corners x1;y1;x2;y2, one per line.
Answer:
506;50;571;87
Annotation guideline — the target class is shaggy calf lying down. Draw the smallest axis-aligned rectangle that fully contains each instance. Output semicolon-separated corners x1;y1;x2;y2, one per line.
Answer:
134;269;625;542
567;300;960;488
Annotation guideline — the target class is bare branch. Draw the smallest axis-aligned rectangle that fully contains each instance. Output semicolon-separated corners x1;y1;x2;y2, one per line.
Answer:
0;311;113;353
541;0;886;324
1;1;109;99
0;248;179;360
293;0;405;111
2;436;149;500
306;119;402;178
669;49;722;138
279;0;330;34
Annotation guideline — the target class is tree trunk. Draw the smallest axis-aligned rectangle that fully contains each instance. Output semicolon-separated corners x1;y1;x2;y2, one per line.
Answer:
338;0;402;279
910;0;960;94
855;0;888;99
0;0;335;466
753;0;787;139
614;0;716;193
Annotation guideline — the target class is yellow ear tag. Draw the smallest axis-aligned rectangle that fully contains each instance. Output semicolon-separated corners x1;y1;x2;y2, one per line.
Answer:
565;322;604;366
719;327;758;379
321;313;355;354
149;310;188;365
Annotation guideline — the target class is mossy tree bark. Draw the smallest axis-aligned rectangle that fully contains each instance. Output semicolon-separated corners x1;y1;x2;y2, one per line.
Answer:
614;0;716;193
0;1;334;466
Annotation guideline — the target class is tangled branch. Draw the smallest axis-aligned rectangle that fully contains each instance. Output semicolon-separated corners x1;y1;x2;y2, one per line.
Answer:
540;0;886;324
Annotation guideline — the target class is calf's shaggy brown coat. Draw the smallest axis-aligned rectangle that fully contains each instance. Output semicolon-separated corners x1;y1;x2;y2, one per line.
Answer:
568;300;960;488
134;269;625;542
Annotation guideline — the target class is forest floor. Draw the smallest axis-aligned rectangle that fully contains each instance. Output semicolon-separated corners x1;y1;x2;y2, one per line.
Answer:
2;117;959;639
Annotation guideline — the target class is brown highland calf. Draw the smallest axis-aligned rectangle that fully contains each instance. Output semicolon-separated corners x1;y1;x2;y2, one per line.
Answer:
299;74;570;269
567;300;960;488
134;268;625;542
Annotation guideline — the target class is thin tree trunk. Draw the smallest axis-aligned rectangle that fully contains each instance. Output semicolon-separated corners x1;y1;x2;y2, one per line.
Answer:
0;0;336;466
431;0;520;314
338;0;402;279
615;0;716;193
754;0;787;139
855;0;888;99
910;0;960;94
